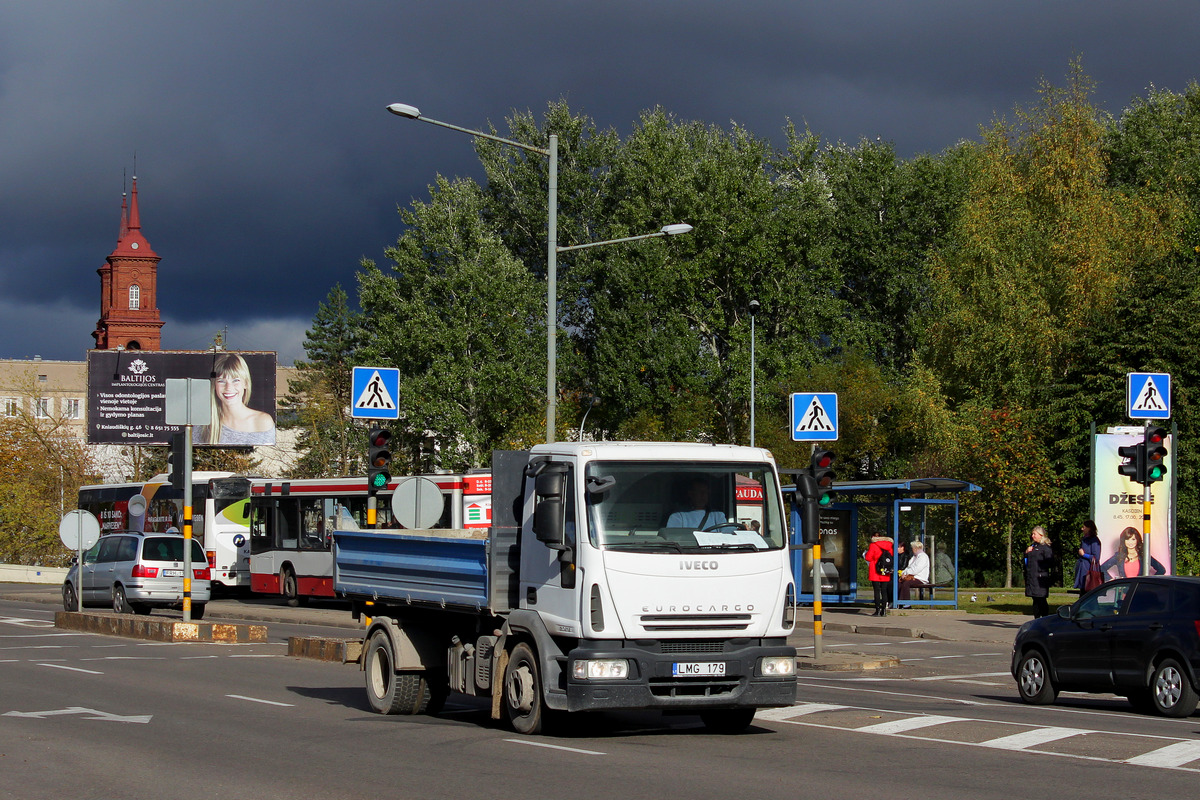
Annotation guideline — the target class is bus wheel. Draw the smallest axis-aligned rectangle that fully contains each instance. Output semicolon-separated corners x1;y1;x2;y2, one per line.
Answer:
281;568;305;607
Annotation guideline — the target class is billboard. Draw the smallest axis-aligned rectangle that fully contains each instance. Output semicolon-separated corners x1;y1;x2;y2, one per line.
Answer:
1094;432;1173;576
87;350;277;447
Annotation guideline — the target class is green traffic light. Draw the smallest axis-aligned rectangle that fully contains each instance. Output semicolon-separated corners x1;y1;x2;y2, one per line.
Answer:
818;494;834;507
370;472;388;489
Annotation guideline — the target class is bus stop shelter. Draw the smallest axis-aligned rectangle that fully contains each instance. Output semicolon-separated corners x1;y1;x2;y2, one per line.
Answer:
787;477;981;608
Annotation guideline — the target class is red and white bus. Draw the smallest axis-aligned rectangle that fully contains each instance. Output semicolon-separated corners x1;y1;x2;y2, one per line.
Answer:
248;472;491;605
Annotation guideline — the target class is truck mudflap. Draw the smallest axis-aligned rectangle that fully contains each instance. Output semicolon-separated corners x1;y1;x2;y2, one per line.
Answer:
563;638;796;713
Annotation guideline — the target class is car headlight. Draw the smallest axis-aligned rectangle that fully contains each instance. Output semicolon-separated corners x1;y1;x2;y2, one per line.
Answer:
760;655;796;676
572;659;630;680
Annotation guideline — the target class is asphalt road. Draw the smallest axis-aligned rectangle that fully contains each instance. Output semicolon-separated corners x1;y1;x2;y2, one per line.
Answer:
4;596;1200;799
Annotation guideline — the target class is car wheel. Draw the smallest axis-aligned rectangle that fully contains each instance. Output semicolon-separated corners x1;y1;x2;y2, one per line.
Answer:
62;582;78;612
131;602;152;615
113;585;134;614
1016;650;1058;705
1150;658;1199;717
190;602;206;620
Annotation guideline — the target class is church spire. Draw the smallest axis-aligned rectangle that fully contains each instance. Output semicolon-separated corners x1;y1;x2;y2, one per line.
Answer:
128;175;141;231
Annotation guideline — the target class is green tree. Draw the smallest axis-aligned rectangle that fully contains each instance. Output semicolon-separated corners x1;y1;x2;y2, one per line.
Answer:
285;285;366;478
357;177;545;470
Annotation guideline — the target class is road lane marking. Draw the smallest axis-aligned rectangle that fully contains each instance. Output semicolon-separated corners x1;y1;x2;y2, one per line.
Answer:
503;739;605;756
226;695;294;707
38;663;102;674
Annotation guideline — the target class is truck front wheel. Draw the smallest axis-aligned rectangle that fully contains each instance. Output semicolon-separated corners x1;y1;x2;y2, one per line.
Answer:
504;642;546;734
364;630;432;715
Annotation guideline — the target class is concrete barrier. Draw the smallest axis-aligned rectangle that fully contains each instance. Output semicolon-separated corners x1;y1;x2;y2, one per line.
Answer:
0;564;68;584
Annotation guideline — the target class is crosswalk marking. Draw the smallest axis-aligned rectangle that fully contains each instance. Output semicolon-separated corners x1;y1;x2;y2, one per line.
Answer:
855;715;960;734
983;727;1081;750
1126;740;1200;768
764;703;1200;772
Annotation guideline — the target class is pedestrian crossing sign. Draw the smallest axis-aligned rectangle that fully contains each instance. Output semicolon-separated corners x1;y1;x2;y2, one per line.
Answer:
351;366;400;420
790;392;838;441
1127;372;1170;420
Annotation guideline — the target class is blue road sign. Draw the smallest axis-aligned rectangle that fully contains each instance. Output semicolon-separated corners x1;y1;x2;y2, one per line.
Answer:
1127;372;1170;420
790;392;838;441
352;366;400;420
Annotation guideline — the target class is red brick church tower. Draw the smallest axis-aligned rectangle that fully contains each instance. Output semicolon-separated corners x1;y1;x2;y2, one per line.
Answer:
92;176;164;350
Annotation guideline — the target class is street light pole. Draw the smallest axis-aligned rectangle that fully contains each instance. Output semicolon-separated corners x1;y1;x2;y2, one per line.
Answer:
387;103;691;444
749;299;760;447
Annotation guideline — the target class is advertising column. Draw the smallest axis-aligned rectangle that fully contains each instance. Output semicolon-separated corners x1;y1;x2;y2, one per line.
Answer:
1094;432;1173;577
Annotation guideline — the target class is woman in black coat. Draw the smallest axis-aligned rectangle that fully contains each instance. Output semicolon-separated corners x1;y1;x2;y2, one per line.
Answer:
1024;525;1055;618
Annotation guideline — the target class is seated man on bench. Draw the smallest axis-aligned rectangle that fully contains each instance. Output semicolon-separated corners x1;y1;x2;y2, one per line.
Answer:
897;540;930;605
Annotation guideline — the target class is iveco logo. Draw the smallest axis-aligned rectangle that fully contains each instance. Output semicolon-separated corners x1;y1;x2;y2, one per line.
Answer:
680;560;719;571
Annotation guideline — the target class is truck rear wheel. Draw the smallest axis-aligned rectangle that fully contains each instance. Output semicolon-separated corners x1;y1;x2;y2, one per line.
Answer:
364;630;432;715
504;642;546;734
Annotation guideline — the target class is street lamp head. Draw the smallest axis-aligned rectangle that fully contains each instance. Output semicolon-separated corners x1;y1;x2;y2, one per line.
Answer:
749;299;760;315
387;103;421;119
660;223;693;236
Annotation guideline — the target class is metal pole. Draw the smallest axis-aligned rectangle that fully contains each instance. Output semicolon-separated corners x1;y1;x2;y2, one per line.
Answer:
749;303;757;446
1143;421;1152;576
546;134;558;444
183;424;193;622
76;514;84;613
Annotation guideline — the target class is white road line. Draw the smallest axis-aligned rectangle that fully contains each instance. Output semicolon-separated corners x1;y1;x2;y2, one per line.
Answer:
952;680;1006;686
228;654;282;658
81;657;166;661
983;727;1082;750
503;738;605;756
758;703;846;720
1126;740;1200;768
226;695;294;707
911;671;1011;682
855;715;960;734
38;663;103;675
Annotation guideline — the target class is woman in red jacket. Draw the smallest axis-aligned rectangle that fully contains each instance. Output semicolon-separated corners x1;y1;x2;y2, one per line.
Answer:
864;532;895;617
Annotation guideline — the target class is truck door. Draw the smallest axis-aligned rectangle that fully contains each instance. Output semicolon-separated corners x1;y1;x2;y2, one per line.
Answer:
521;463;580;636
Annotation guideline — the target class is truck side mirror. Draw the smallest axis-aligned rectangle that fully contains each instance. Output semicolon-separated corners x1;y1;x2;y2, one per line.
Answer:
532;465;568;547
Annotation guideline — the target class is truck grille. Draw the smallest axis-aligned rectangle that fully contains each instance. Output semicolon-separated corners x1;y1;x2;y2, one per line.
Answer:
639;613;751;632
648;677;740;698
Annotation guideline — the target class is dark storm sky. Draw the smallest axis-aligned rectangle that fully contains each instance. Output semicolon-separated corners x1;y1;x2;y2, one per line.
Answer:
2;0;1196;364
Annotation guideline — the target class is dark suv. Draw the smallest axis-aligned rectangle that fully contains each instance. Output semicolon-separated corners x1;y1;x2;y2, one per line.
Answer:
1012;576;1200;717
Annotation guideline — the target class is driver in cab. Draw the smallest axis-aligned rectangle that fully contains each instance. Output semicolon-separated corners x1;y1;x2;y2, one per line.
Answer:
667;478;728;530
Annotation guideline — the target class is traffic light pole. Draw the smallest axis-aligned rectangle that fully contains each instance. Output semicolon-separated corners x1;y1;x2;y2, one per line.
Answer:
1142;421;1153;577
182;424;194;621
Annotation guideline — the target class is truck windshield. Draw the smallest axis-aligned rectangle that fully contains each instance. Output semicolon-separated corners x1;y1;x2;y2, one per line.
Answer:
585;461;786;552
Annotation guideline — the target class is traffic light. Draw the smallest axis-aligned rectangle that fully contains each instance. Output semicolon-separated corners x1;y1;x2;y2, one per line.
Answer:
1144;426;1169;484
367;428;393;495
810;447;836;508
167;432;186;490
1117;440;1145;484
795;473;821;546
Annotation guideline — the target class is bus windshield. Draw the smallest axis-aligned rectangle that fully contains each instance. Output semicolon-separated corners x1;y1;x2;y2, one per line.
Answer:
585;461;785;553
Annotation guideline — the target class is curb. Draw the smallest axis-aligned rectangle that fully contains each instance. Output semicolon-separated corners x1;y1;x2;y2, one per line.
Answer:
55;611;267;643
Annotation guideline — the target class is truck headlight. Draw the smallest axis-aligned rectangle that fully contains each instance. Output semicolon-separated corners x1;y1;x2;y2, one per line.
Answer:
760;656;795;676
572;659;630;679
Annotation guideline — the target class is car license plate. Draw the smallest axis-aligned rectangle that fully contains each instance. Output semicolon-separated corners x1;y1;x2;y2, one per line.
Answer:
672;661;726;677
162;569;184;578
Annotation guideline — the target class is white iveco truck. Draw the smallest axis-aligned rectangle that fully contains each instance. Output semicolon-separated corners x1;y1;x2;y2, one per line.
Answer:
335;442;797;734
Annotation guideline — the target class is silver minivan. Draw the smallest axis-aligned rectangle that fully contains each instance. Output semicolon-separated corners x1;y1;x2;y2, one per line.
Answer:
62;531;212;618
